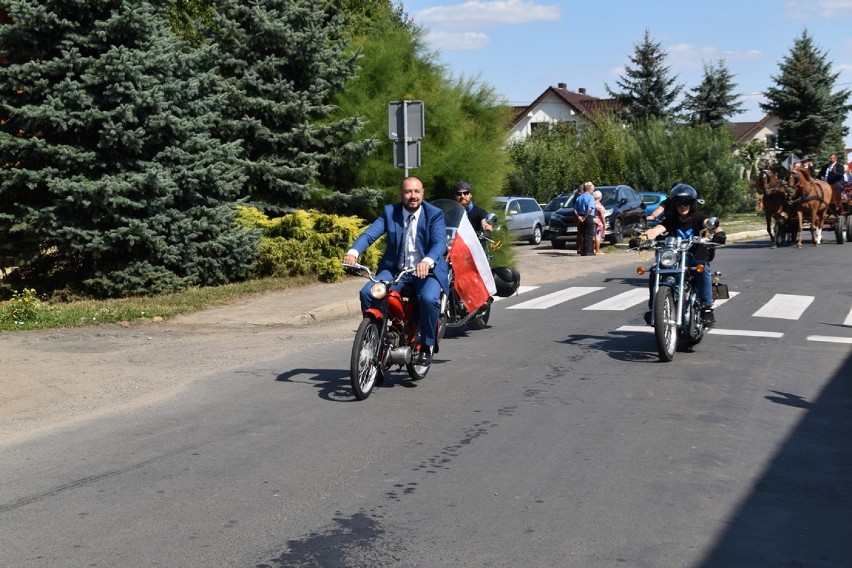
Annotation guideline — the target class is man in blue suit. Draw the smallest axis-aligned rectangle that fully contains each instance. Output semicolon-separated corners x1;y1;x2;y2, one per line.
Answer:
343;176;449;365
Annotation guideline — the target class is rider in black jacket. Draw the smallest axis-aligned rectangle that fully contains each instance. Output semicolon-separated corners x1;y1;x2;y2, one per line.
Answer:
637;183;726;326
453;181;493;236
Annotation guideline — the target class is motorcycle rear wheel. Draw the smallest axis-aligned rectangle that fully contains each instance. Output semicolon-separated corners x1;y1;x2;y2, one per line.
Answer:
654;287;678;362
406;341;431;381
350;318;381;400
467;302;491;330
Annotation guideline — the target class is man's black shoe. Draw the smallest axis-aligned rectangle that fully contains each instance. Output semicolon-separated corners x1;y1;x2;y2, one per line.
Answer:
418;345;434;366
702;307;715;328
644;311;652;325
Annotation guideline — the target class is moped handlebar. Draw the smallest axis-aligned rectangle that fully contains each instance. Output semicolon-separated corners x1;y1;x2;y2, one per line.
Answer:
341;263;417;284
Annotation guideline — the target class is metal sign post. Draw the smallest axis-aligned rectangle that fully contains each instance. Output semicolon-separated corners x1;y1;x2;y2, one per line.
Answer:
388;100;424;177
782;153;800;170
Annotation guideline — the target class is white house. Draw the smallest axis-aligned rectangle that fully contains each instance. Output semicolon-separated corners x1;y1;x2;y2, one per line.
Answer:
507;82;781;150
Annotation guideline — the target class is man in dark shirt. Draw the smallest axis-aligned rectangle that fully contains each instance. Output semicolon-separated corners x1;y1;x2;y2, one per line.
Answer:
639;183;726;326
453;181;492;234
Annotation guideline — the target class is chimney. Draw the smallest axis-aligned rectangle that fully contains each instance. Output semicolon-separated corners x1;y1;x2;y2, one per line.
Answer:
557;82;567;90
579;87;586;95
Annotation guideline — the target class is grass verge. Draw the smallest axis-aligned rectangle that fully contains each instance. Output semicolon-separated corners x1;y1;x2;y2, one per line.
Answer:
0;275;315;333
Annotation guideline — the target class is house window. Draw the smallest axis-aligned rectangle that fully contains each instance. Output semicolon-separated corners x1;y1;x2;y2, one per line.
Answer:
765;134;778;149
530;122;546;134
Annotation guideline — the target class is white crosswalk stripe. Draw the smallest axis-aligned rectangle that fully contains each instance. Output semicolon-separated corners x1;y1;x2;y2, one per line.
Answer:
844;307;852;327
807;335;852;344
584;288;647;310
753;294;814;319
491;285;539;302
506;286;603;310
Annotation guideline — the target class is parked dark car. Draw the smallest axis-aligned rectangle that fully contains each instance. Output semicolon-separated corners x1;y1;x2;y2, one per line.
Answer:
542;193;572;238
548;185;647;248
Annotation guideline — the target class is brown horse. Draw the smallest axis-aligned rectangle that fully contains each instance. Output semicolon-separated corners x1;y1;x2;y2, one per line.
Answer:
755;168;793;247
786;166;833;248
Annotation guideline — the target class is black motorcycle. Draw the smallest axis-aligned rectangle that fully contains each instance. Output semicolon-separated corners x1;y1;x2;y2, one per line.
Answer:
432;199;519;337
633;218;728;362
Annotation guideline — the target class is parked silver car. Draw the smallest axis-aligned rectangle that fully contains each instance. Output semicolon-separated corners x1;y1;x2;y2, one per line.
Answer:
493;196;545;245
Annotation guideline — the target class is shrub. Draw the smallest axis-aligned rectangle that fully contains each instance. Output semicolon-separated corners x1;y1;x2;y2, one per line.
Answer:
236;206;382;282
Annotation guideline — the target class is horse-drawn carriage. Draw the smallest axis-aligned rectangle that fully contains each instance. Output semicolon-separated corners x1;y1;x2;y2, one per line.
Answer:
756;167;851;247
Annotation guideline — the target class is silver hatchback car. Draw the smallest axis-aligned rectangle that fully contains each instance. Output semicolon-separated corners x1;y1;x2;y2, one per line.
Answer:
493;196;545;245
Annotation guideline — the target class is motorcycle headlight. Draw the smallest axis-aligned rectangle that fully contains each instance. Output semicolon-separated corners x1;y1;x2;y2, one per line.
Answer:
659;250;678;268
370;282;388;300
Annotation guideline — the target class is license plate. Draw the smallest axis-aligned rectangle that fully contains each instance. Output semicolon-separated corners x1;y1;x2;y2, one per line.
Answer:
565;226;577;233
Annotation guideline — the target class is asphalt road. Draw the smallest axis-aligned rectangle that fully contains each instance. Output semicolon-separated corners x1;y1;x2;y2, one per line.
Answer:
1;239;850;567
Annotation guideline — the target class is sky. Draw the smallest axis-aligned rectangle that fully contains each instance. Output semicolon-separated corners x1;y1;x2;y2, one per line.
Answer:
399;0;852;156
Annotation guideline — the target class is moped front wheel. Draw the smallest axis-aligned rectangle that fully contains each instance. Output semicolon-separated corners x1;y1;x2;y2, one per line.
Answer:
654;287;678;362
350;318;381;400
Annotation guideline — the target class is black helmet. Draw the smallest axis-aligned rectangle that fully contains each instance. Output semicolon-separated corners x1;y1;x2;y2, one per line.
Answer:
453;181;472;194
669;183;698;210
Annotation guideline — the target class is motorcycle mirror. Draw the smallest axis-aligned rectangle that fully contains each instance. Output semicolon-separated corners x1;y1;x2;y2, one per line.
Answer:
704;217;720;230
486;213;498;224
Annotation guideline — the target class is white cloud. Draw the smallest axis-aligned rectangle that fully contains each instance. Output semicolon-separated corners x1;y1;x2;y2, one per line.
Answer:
425;30;491;50
783;0;852;19
667;43;765;70
414;0;561;31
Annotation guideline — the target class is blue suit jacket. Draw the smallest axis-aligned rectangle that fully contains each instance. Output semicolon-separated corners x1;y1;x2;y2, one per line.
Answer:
351;201;449;293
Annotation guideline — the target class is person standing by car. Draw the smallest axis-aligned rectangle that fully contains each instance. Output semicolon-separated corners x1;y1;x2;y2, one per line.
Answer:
453;181;493;234
343;176;449;366
593;189;606;255
574;181;596;256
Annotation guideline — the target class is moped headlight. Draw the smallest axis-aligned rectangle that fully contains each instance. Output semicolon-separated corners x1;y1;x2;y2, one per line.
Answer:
659;250;678;268
370;282;388;300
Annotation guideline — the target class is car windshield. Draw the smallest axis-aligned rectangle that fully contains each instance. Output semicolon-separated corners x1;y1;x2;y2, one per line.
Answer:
599;188;617;206
545;195;570;211
642;194;661;205
557;187;619;209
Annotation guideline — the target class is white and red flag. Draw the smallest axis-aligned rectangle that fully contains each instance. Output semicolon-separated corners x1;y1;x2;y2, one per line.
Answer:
448;214;497;312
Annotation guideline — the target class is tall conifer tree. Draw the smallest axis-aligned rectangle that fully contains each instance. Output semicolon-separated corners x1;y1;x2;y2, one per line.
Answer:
682;60;744;128
606;29;683;122
0;0;258;298
761;29;851;159
209;0;367;214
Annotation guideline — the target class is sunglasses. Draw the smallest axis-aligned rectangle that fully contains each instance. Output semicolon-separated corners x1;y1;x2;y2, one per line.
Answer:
455;191;470;196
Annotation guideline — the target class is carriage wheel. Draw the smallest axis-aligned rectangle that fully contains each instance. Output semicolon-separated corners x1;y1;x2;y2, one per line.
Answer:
836;216;846;244
847;216;852;242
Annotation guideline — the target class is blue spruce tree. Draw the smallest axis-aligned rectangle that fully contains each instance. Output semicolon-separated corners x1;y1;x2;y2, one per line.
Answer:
208;0;367;214
0;0;258;298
